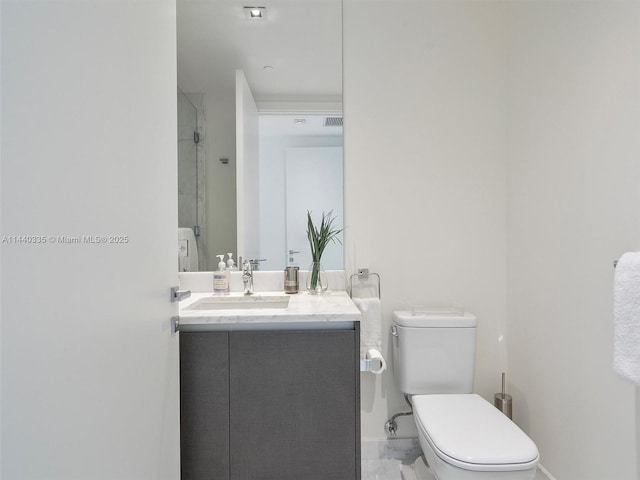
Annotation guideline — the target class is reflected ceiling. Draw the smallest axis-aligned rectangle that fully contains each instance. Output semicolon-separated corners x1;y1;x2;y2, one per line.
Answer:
177;0;342;102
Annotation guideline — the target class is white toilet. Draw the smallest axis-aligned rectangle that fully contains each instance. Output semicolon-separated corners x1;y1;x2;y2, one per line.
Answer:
392;310;539;480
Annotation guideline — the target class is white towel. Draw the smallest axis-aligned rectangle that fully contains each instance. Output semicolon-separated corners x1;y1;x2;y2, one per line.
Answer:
352;297;382;358
614;252;640;384
350;279;379;300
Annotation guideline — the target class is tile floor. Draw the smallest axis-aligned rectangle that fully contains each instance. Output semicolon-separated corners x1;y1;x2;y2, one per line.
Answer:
362;458;552;480
360;438;419;480
361;439;552;480
361;457;410;480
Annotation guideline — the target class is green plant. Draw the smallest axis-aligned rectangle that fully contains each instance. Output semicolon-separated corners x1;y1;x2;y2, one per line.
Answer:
306;210;343;292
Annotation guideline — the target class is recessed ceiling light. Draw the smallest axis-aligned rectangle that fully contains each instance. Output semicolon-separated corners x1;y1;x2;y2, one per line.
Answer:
244;7;267;20
294;119;307;125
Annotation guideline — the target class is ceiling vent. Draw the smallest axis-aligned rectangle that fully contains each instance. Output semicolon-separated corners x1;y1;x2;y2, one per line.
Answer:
324;116;343;127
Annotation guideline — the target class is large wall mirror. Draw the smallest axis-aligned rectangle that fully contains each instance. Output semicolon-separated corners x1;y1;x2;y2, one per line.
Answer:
177;0;343;272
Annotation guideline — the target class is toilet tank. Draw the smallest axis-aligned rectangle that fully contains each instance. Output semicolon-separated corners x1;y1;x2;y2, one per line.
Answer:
392;310;477;395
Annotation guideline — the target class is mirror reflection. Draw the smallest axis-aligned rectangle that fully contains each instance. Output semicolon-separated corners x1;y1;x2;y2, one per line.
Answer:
177;0;343;272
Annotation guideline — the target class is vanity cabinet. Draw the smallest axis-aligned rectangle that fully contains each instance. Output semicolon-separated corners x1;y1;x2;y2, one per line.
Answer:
180;326;360;480
180;332;230;480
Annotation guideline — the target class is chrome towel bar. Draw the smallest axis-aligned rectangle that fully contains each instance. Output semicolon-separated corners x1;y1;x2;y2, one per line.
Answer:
349;268;381;299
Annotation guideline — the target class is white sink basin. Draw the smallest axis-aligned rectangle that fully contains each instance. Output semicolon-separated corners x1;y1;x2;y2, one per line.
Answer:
183;294;290;311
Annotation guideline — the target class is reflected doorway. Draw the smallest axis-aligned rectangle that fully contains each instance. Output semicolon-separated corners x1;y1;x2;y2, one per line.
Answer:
258;113;343;271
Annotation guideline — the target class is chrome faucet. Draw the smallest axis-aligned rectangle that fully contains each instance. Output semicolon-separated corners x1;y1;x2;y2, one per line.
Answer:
249;258;267;271
242;260;254;295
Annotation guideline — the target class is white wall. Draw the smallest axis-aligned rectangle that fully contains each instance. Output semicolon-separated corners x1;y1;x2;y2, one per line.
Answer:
346;0;640;476
344;0;508;439
506;2;640;478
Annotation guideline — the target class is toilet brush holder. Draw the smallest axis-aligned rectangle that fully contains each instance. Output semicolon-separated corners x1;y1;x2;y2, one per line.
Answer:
494;372;513;419
494;392;512;419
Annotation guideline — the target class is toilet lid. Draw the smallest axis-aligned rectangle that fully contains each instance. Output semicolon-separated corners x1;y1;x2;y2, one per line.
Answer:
412;394;539;472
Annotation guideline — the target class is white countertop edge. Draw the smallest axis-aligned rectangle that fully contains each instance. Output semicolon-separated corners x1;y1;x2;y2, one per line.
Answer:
179;290;362;325
180;321;358;332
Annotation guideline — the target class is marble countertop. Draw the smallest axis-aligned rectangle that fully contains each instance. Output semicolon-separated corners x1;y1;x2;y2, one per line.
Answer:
179;290;361;330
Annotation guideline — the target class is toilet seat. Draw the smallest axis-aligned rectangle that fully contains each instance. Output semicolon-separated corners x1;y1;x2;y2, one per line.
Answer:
412;394;539;472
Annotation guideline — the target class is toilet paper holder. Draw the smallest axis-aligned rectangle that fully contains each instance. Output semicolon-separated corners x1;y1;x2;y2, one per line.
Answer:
360;359;374;371
360;358;378;372
360;349;386;373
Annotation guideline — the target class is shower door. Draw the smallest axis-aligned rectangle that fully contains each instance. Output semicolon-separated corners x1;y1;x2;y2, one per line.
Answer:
177;89;203;271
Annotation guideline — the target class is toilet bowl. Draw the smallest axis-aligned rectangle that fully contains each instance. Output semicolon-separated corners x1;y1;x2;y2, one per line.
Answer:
412;394;538;480
391;310;539;480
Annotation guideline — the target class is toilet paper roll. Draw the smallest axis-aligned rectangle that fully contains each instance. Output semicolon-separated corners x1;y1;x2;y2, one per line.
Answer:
365;348;387;374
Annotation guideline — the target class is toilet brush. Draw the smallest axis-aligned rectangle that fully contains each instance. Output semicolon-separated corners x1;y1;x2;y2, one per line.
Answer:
494;372;513;419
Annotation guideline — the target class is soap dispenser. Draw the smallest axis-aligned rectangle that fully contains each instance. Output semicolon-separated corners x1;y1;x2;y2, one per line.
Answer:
225;253;236;292
226;253;237;270
213;254;229;294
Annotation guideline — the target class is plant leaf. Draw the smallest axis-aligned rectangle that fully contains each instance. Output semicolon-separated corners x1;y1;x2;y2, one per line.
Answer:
306;210;343;263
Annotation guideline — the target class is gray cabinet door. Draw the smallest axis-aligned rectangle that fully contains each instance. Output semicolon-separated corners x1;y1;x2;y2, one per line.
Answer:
180;332;230;480
229;329;359;480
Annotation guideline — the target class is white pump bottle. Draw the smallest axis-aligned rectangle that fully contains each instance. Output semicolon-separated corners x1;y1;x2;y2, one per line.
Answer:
213;254;230;294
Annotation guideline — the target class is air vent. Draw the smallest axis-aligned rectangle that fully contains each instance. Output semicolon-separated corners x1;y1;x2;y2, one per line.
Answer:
324;116;343;127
